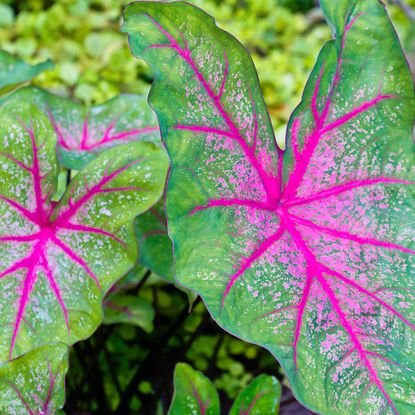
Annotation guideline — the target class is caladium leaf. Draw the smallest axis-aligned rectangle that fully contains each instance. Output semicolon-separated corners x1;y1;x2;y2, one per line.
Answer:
229;374;281;415
0;51;53;94
103;293;154;332
134;198;174;282
0;98;168;361
6;86;160;170
0;343;68;414
168;363;220;415
124;1;415;414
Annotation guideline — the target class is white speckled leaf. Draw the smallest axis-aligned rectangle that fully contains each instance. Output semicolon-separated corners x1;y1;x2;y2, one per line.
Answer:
0;343;68;415
0;98;169;361
124;1;415;414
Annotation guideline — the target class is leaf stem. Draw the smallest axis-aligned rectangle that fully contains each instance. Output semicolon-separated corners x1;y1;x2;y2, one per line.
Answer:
115;299;200;414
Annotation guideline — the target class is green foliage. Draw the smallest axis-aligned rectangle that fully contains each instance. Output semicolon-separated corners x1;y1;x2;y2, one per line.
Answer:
0;0;331;129
0;0;151;103
103;267;155;332
0;49;53;92
103;293;155;332
1;0;415;414
169;363;281;414
191;0;331;130
134;199;173;282
1;0;412;126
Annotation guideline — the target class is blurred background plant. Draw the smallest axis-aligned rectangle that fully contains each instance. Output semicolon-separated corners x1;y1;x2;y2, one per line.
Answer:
0;1;413;414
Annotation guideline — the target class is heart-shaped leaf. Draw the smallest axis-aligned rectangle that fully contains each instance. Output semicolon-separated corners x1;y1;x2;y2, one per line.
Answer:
229;374;281;415
6;86;160;170
0;343;68;415
0;98;168;361
168;363;220;415
124;1;415;414
0;51;53;93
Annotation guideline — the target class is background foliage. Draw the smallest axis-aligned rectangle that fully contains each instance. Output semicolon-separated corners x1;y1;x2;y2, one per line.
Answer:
0;1;414;414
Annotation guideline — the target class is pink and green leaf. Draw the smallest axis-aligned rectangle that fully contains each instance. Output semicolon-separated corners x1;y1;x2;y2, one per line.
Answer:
124;1;415;414
0;98;168;361
0;343;68;415
6;86;160;170
229;374;281;415
0;51;54;94
168;363;220;415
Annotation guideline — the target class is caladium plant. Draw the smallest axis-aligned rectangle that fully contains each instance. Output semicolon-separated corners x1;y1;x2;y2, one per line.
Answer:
0;51;54;94
0;343;68;415
124;1;415;414
3;85;184;338
6;86;160;170
169;362;220;415
5;86;178;286
228;374;281;415
0;97;168;362
169;362;281;415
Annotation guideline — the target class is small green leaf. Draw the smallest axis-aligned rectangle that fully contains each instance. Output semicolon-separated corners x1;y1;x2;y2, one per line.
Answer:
135;199;198;306
103;293;154;332
0;5;14;29
229;374;281;415
0;343;68;414
168;363;220;415
0;51;53;93
134;198;173;282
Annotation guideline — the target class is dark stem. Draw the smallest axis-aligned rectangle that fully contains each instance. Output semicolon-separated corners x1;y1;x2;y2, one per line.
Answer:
83;338;110;414
69;346;88;409
115;298;201;414
152;285;160;329
103;343;123;398
206;333;224;378
144;311;211;413
132;269;152;294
